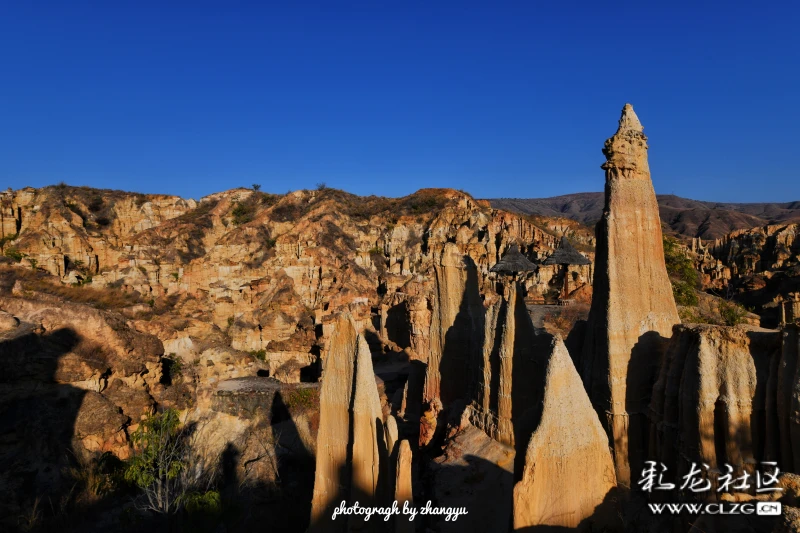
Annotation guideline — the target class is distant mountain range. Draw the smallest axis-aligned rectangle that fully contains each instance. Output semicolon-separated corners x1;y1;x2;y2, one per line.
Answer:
487;193;800;240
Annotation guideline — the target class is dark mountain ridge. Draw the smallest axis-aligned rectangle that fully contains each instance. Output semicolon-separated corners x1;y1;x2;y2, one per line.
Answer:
488;193;800;239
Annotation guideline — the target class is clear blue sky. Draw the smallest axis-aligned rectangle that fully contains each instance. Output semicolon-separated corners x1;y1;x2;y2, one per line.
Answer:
0;2;797;202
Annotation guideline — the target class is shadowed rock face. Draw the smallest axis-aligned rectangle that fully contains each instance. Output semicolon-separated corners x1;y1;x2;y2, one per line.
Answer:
309;313;387;533
779;325;800;472
468;281;538;448
513;335;617;530
424;242;485;406
581;104;680;486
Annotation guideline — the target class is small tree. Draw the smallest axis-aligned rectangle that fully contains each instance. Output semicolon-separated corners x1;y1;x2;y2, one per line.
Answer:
125;409;189;514
252;184;261;191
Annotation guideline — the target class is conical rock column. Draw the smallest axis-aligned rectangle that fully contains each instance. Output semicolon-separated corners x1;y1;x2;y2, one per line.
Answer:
309;314;387;532
514;335;617;530
394;440;414;533
580;103;679;486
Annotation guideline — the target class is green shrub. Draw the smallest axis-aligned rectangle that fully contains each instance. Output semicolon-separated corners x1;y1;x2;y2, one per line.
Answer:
163;355;183;379
124;409;186;514
4;247;24;262
0;232;17;251
719;300;748;326
283;387;318;410
231;201;254;225
249;349;267;362
663;236;701;306
182;490;222;518
671;280;699;306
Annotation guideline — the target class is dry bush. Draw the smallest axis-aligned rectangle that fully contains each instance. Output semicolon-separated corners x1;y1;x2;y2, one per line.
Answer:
542;304;590;337
0;265;140;309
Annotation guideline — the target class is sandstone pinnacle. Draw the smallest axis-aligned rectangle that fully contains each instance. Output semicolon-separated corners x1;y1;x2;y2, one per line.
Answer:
618;103;643;133
601;103;649;175
309;313;388;532
513;335;616;529
581;103;679;486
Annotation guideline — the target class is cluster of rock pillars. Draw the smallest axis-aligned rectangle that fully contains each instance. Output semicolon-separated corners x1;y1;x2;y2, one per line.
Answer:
307;105;800;533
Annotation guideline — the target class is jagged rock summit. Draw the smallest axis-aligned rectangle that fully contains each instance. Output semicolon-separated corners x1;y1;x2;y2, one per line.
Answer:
581;103;680;486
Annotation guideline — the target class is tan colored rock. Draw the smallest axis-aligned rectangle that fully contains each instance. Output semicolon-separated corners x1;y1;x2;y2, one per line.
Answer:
467;282;537;447
513;335;617;530
433;425;515;533
73;391;130;460
384;415;399;497
102;378;155;422
773;506;800;533
394;440;414;533
649;324;781;484
581;104;680;485
349;318;386;510
0;296;163;377
424;242;484;406
0;309;19;331
309;314;387;532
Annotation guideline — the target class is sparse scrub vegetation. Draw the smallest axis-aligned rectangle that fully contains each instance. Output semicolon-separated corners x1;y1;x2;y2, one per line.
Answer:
0;265;141;309
4;247;25;262
249;349;267;362
282;387;319;411
718;299;749;326
0;232;18;251
663;236;700;306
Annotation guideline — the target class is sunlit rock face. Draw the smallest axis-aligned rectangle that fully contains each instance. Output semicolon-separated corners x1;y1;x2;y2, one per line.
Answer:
513;335;617;530
580;104;680;486
308;314;387;533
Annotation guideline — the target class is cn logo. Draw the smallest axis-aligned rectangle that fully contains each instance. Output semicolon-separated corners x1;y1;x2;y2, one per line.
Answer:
756;502;782;516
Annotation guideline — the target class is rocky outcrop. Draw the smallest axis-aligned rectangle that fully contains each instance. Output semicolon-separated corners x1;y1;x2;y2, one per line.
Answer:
779;325;800;472
513;335;617;530
395;440;414;533
581;104;680;486
432;425;515;533
309;314;387;532
423;243;485;406
649;324;782;488
467;282;538;447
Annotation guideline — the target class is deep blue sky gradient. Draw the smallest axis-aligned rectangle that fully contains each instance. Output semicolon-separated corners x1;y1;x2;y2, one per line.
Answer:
1;2;798;201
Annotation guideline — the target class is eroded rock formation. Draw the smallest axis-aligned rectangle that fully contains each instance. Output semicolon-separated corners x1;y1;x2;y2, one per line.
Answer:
513;335;617;530
649;324;782;490
467;281;537;447
581;103;680;485
423;242;485;406
309;313;387;532
394;440;414;533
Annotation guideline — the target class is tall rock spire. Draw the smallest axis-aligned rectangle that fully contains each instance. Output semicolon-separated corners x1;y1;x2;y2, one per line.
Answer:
580;103;679;487
309;314;388;532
